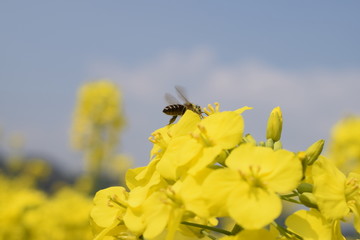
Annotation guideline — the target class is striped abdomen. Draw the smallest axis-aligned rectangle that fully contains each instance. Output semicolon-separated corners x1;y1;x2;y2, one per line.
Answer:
163;104;186;116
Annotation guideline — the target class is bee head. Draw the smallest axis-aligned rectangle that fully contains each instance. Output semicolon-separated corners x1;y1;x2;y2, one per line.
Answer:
194;104;203;115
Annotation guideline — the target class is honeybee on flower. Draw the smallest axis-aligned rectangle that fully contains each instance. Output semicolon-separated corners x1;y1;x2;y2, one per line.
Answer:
163;86;203;124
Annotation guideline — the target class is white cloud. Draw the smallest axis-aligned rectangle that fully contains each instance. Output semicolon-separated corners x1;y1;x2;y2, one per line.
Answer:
88;47;215;100
90;49;360;111
87;48;360;163
205;61;360;109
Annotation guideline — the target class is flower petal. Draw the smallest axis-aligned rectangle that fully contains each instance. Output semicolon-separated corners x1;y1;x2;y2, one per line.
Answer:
197;111;244;149
312;157;349;220
203;168;241;217
227;186;282;229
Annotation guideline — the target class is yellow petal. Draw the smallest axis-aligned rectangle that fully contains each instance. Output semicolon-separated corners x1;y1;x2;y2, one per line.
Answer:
188;146;222;176
125;166;146;190
123;206;145;235
143;191;172;239
286;209;344;240
264;149;303;193
168;110;201;137
234;106;253;115
166;208;184;240
203;168;241;216
157;136;202;181
312;157;349;220
127;171;164;208
197;111;244;149
179;175;210;218
227;186;282;229
348;201;360;233
226;144;302;193
90;187;127;228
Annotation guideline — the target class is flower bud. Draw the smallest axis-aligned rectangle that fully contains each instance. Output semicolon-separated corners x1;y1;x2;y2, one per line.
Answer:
265;138;274;148
297;151;307;162
299;192;318;208
297;182;313;194
305;139;325;165
215;150;229;165
266;107;283;142
273;141;282;150
243;134;257;145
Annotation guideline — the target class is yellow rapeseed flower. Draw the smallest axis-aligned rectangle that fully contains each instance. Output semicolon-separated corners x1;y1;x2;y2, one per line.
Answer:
90;187;137;240
286;209;345;240
203;144;302;229
157;109;246;180
329;116;360;173
91;187;128;228
71;80;125;179
71;80;125;149
312;156;360;232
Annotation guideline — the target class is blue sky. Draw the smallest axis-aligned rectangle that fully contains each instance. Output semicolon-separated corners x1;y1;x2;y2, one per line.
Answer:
1;1;360;172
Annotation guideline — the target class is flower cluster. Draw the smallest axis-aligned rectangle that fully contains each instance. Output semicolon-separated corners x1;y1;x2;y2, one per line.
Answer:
71;80;125;147
0;80;130;240
70;80;128;192
71;80;126;178
91;104;360;240
0;173;93;240
329;115;360;174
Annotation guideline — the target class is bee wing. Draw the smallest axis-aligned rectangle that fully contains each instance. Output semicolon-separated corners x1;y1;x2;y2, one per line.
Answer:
175;85;191;104
165;93;180;104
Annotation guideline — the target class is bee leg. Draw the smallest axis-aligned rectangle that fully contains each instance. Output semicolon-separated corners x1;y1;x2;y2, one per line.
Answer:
168;116;177;124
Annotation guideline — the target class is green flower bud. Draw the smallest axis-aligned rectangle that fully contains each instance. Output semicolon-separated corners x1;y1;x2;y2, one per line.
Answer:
305;139;325;165
297;182;313;194
215;150;229;165
273;141;283;150
265;138;274;148
266;107;283;142
299;192;318;208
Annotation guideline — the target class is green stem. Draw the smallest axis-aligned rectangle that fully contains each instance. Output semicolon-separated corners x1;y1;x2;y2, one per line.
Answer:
284;198;302;204
279;195;302;204
272;222;303;240
231;224;243;235
181;221;232;236
281;193;298;198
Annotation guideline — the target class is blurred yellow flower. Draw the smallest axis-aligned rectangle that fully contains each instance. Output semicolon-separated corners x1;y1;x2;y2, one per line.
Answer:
70;80;126;189
312;156;360;232
0;175;93;240
329;116;360;173
72;80;125;140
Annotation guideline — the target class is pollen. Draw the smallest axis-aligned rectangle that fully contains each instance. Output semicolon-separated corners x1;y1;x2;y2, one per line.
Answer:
149;132;167;149
203;102;220;115
239;165;267;190
192;124;215;147
107;193;128;209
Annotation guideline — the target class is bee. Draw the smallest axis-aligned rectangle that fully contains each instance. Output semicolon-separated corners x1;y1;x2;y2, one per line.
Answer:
163;86;202;124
